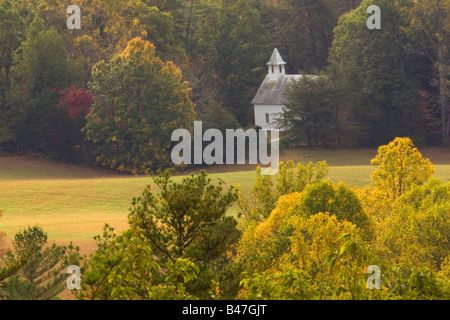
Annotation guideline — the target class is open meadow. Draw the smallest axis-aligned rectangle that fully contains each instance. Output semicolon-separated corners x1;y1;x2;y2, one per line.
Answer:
1;148;450;255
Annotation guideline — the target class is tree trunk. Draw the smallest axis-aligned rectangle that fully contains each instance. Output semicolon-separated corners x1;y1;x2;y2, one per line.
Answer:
185;0;195;50
438;30;449;147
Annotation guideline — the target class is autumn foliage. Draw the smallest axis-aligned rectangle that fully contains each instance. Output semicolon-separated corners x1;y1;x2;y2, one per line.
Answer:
83;38;195;174
57;86;93;120
235;138;450;300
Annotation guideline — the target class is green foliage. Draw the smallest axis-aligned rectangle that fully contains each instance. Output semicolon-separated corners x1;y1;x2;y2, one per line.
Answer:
0;211;29;283
0;226;80;300
393;267;450;299
283;74;340;146
140;5;186;61
240;269;317;300
275;160;329;195
206;0;270;125
324;232;384;300
63;0;186;83
6;17;82;157
299;180;373;238
328;0;426;146
83;38;196;173
78;225;199;300
381;179;450;270
408;0;450;146
0;2;24;148
196;100;240;131
1;0;450;301
235;137;450;300
127;169;240;299
261;0;339;73
238;160;329;224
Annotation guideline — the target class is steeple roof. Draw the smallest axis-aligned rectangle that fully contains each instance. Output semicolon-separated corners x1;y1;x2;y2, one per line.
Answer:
266;48;286;66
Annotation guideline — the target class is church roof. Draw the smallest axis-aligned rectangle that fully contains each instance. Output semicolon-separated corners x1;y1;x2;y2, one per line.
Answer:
266;48;286;66
251;74;302;105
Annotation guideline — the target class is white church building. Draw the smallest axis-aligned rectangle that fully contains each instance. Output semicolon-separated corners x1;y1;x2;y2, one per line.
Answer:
252;48;303;131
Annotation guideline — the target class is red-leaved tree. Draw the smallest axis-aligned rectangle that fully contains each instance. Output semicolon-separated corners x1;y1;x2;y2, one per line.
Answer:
52;86;94;162
57;86;93;119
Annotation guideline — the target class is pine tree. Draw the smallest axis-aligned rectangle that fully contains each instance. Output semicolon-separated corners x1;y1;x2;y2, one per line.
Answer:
0;226;80;300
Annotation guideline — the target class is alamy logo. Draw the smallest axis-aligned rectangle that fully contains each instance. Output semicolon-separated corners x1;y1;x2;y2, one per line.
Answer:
367;5;381;30
366;265;381;290
171;121;279;175
67;5;81;30
66;265;81;290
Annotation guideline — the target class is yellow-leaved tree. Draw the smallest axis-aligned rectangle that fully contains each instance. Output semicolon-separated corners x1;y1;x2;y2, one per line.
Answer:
236;177;376;299
380;179;450;271
370;137;434;201
361;137;435;221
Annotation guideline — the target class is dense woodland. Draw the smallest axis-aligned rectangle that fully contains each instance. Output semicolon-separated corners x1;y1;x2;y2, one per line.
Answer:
1;0;450;300
0;0;448;173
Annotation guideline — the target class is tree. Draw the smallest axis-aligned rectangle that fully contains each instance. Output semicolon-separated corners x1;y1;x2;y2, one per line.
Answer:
299;180;373;238
57;86;93;121
237;177;370;274
51;0;187;85
408;0;450;146
196;100;240;132
370;137;434;201
261;0;338;73
237;192;366;299
283;74;340;146
54;86;94;162
83;37;196;174
0;226;80;300
0;2;24;149
127;169;240;298
0;210;6;256
0;210;29;283
212;0;270;125
328;0;426;146
237;160;329;225
381;179;450;271
7;17;81;156
78;226;199;300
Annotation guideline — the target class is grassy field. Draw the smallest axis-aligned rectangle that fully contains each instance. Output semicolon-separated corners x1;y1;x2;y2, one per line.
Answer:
1;147;450;255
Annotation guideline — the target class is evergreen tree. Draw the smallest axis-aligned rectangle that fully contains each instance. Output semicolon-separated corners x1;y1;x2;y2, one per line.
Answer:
283;75;340;146
0;226;80;300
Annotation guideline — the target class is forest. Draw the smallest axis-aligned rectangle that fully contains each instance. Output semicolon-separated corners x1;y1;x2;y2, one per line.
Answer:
0;0;448;173
0;0;450;301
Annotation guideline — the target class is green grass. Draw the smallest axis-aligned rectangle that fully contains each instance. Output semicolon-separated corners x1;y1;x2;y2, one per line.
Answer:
1;148;450;254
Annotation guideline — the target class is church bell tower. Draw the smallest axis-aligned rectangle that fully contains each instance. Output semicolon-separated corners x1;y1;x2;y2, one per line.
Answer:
267;48;286;82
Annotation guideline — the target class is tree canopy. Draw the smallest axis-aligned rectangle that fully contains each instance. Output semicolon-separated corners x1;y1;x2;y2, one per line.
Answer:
83;37;195;173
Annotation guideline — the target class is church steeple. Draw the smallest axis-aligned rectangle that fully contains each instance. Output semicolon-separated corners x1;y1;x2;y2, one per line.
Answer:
267;48;286;81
